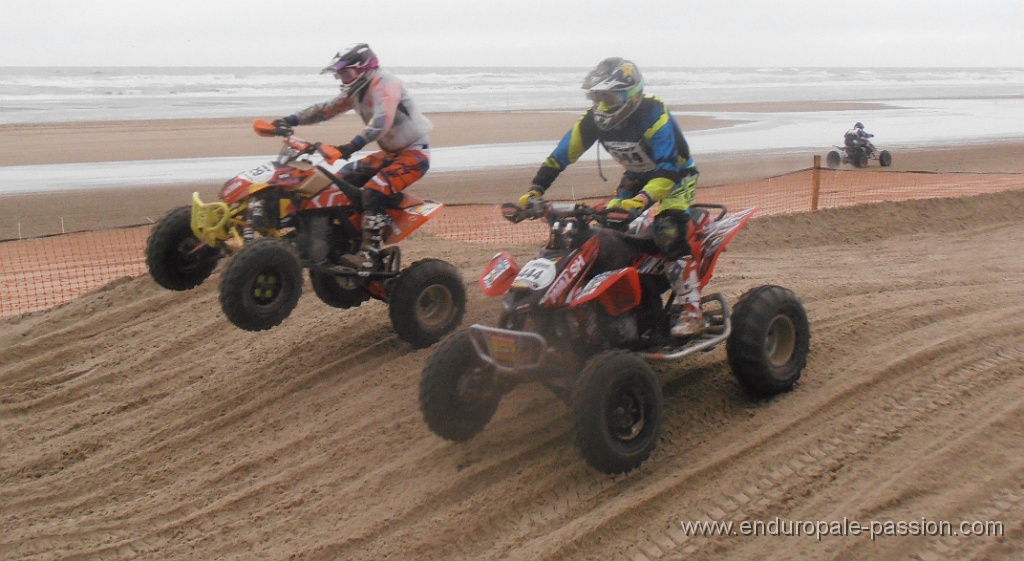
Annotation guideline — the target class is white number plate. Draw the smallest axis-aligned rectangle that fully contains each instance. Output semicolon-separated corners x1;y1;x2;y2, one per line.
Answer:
239;164;276;183
511;258;557;290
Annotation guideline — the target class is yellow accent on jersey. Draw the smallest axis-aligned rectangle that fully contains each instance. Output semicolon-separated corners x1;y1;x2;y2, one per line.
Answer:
654;174;699;213
567;118;588;163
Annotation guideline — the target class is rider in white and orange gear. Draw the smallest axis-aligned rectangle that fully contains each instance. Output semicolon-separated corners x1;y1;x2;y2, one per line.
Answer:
274;43;433;270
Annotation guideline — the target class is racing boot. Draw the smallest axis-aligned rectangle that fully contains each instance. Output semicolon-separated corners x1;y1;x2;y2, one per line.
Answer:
341;211;388;271
668;257;704;338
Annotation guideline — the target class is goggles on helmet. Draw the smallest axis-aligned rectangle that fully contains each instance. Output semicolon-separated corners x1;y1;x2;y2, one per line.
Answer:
587;90;627;108
335;67;362;85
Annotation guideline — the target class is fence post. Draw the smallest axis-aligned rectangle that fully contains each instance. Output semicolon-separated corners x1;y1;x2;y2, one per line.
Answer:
811;155;821;211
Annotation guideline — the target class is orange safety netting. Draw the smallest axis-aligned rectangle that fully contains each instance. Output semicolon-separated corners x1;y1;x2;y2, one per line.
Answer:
1;227;150;317
2;169;1021;318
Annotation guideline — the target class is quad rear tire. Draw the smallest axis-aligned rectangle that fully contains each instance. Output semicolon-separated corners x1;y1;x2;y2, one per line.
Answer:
727;285;810;396
388;259;466;348
420;329;502;442
826;150;841;169
310;270;369;309
219;238;303;331
879;150;892;167
146;206;220;290
571;351;663;474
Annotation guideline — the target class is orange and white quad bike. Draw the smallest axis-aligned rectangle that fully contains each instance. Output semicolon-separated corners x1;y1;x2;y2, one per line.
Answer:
420;201;811;473
145;119;465;348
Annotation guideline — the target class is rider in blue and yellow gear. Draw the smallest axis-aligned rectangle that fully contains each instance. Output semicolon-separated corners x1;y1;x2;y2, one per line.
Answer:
519;57;706;337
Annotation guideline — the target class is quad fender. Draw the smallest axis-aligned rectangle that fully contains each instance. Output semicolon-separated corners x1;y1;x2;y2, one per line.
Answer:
299;184;355;211
479;251;521;297
385;200;445;244
698;207;756;289
541;236;600;307
570;267;642;316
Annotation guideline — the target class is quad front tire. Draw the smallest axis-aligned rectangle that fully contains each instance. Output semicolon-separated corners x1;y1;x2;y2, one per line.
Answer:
219;238;303;331
420;329;502;442
879;150;892;167
389;259;466;348
727;285;810;396
571;351;664;474
146;206;220;290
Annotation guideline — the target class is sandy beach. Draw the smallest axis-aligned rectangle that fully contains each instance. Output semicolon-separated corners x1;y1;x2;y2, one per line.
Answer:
3;103;1024;239
2;100;1024;560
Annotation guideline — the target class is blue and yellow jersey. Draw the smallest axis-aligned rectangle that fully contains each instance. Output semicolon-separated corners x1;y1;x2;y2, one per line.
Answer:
531;95;698;212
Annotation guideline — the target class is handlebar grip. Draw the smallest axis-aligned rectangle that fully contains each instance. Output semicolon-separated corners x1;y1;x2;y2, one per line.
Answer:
319;145;342;163
500;202;526;223
253;119;291;138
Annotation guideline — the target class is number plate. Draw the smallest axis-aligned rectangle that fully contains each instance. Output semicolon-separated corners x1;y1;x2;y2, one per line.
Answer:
239;164;276;183
511;258;557;290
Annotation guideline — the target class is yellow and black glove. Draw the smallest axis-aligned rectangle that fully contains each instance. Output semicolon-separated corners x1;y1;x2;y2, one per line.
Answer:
518;188;544;210
608;192;651;212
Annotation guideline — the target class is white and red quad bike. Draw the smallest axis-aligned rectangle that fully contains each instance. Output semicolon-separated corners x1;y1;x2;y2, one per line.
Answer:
145;120;465;348
420;201;810;473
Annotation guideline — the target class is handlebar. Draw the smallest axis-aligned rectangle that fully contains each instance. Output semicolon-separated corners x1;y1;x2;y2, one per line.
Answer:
503;200;729;225
500;200;639;229
251;119;342;164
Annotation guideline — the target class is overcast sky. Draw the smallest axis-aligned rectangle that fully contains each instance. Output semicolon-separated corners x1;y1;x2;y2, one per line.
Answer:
4;0;1022;67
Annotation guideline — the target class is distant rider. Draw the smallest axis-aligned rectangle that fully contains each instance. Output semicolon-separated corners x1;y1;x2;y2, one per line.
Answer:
844;122;875;154
517;57;706;337
273;43;433;270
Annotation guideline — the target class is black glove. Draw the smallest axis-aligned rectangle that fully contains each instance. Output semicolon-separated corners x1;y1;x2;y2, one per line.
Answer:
335;142;360;160
269;118;294;136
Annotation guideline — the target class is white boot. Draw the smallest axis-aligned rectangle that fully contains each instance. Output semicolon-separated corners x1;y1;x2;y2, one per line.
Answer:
341;212;388;270
668;257;704;338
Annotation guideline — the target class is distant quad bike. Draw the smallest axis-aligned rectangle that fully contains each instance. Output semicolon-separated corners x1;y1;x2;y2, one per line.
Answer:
419;201;811;474
827;141;892;169
145;119;465;348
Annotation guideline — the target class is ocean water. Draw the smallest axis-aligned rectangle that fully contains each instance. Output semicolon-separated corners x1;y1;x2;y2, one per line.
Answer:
3;66;1024;124
2;66;1023;194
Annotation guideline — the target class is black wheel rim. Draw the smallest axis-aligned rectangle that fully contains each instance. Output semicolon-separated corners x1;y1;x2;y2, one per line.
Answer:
169;236;204;270
251;269;284;305
607;378;647;443
454;363;497;407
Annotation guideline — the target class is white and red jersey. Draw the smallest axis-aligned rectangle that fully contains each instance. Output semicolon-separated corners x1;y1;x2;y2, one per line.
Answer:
293;69;432;153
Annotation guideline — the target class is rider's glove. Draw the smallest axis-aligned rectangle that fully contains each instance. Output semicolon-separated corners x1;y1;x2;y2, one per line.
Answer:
615;192;652;212
335;136;367;160
335;143;359;160
269;117;296;136
518;187;544;210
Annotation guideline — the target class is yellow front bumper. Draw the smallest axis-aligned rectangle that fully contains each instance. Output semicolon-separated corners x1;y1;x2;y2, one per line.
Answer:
190;192;233;248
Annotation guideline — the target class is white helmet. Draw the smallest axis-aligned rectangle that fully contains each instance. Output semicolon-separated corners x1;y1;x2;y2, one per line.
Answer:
321;43;379;96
